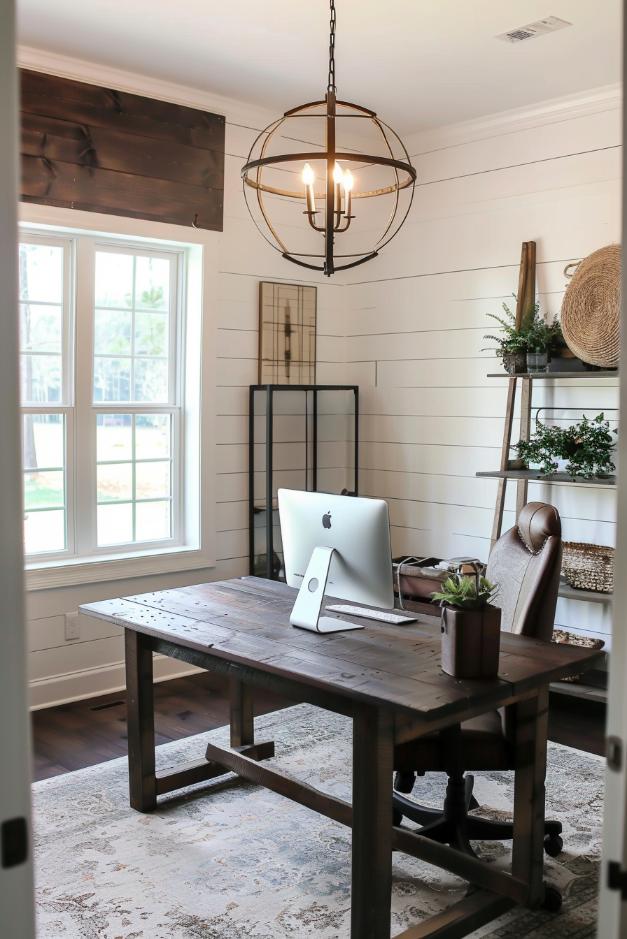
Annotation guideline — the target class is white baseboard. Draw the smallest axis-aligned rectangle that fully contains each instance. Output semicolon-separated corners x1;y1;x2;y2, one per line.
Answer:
29;656;201;710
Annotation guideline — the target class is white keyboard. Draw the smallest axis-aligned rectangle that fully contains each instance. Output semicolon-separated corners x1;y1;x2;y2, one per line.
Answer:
325;604;418;625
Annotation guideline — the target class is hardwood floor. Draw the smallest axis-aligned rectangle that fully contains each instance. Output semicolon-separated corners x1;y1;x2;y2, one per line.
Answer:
31;673;287;782
31;675;606;783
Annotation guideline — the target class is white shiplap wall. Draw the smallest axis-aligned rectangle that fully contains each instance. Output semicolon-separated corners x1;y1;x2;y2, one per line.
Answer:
341;88;622;645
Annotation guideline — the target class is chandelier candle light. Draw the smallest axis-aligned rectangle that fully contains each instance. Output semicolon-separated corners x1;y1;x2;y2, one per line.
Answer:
241;0;416;276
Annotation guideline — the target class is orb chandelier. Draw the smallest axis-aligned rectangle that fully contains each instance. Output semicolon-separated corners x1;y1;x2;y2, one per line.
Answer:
241;0;416;276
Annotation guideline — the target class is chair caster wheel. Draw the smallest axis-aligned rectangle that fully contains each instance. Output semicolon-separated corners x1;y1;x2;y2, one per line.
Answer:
544;833;563;858
542;884;562;913
393;807;403;827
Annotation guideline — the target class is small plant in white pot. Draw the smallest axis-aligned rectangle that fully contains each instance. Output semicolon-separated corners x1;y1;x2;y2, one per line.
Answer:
432;574;501;679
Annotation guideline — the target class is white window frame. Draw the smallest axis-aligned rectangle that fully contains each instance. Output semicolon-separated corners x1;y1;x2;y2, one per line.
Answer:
80;236;184;558
19;231;75;558
18;208;217;591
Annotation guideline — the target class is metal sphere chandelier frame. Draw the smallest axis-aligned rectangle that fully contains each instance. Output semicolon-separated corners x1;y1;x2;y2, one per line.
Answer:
241;0;417;276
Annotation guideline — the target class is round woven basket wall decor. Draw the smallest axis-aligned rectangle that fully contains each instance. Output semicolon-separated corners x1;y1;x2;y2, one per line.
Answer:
561;243;621;367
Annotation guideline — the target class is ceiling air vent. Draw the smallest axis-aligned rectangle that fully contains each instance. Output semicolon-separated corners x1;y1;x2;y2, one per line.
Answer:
497;16;572;44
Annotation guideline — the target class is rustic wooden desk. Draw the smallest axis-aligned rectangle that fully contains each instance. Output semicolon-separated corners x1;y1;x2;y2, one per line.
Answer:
82;576;603;939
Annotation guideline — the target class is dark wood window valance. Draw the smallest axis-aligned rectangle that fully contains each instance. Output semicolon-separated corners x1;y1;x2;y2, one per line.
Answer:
20;69;225;231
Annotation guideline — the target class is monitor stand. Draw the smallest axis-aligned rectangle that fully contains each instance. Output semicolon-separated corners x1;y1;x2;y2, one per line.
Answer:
290;546;365;634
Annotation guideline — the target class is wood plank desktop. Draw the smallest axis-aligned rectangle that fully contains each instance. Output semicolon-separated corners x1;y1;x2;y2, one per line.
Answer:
82;577;603;939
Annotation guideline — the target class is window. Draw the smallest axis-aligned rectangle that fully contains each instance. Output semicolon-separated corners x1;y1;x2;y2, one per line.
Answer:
19;231;185;563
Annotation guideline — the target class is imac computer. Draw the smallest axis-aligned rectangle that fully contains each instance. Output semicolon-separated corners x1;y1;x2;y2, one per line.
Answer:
278;489;413;634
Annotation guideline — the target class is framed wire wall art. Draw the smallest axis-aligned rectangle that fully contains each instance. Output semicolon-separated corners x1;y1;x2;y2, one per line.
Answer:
258;282;317;384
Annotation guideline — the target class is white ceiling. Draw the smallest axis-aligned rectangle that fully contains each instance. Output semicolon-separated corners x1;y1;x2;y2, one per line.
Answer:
17;0;622;133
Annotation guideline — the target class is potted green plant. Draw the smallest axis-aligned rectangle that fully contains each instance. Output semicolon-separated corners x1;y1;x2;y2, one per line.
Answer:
483;300;529;374
525;315;563;373
515;413;617;479
432;573;501;678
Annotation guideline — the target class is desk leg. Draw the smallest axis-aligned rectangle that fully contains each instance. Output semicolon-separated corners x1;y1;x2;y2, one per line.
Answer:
351;705;394;939
512;687;549;907
230;677;254;748
125;630;156;813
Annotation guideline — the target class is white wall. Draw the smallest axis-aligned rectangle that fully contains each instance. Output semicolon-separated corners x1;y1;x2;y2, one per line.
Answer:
341;87;622;646
20;49;347;708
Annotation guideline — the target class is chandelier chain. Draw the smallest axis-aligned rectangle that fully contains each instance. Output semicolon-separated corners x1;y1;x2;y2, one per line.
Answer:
327;0;337;93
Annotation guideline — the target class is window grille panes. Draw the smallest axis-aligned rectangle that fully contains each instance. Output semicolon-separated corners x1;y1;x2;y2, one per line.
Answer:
93;250;171;404
96;413;173;547
19;230;183;562
22;413;66;554
18;242;65;404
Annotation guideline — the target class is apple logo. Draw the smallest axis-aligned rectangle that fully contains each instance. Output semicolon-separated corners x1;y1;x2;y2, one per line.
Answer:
322;511;332;530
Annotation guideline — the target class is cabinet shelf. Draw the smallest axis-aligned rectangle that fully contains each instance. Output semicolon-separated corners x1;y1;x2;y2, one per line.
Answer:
476;469;616;486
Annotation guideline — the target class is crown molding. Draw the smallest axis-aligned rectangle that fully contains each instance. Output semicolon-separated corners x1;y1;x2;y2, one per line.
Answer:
407;83;622;156
17;44;277;130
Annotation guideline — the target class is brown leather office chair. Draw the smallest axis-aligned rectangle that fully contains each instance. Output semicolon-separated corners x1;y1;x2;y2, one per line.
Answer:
393;502;564;862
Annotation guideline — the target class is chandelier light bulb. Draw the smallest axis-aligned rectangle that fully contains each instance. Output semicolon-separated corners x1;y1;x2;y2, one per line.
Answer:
333;162;344;185
343;169;354;192
302;163;316;186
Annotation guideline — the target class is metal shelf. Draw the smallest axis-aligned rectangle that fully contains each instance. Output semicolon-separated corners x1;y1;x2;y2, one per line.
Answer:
558;581;612;604
487;370;618;379
476;469;616;486
249;384;359;580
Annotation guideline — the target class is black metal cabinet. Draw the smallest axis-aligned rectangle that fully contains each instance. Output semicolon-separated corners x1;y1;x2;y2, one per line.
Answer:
248;384;359;579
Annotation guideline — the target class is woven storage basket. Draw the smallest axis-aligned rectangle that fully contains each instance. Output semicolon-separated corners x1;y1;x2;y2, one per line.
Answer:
561;244;621;367
562;541;614;594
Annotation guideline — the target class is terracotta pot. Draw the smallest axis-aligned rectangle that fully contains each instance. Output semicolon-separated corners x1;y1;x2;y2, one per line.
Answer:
440;604;501;679
502;351;526;375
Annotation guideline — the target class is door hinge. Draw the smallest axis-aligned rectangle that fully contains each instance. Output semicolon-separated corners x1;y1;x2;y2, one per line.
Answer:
607;736;623;772
608;861;627;898
1;817;28;869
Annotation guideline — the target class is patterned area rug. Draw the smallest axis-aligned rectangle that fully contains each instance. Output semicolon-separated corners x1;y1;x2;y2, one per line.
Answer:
33;704;603;938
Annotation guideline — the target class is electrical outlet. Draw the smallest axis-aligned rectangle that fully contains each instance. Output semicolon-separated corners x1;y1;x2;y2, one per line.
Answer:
64;612;80;641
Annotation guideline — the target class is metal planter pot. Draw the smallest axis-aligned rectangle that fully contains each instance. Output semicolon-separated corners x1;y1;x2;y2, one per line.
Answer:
502;352;527;374
440;604;501;679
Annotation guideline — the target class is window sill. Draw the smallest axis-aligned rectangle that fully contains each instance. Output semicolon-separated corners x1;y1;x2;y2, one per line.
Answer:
25;546;215;591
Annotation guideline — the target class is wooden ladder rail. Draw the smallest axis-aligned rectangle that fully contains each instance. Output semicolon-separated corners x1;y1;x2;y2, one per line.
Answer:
490;242;536;547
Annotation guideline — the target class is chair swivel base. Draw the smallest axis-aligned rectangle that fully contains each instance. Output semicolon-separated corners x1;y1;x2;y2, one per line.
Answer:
393;771;564;860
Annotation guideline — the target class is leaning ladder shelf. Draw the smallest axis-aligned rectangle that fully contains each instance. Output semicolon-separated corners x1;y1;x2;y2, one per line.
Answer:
478;366;618;703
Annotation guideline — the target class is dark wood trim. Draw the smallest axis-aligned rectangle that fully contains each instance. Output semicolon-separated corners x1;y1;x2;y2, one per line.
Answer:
20;68;225;231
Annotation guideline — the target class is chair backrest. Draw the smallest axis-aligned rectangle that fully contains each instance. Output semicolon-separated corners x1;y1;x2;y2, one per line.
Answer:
486;502;562;641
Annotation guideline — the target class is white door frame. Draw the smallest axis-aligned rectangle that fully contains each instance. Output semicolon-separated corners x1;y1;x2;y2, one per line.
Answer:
598;5;627;934
0;1;36;935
